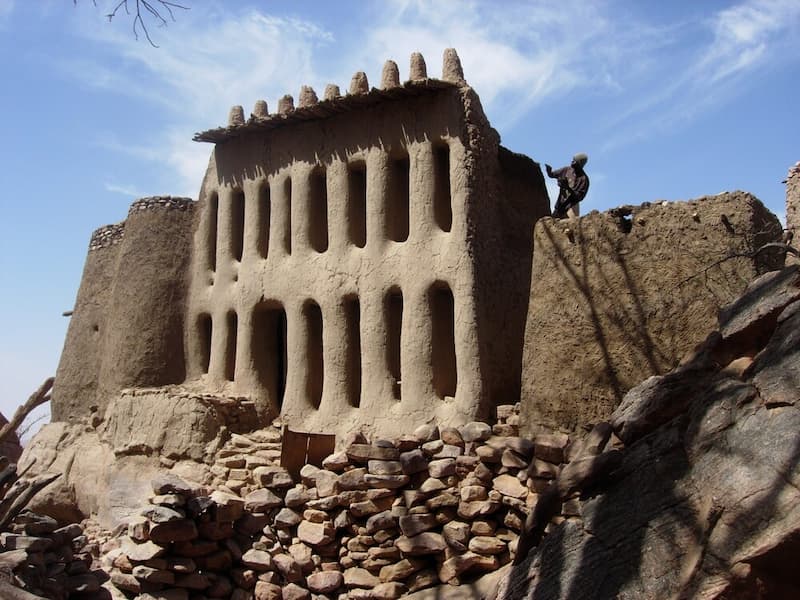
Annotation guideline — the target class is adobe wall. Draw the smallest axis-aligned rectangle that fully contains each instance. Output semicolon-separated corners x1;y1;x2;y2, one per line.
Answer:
98;197;195;400
520;191;783;434
52;198;195;422
185;52;549;440
52;224;124;421
474;147;550;405
787;161;800;264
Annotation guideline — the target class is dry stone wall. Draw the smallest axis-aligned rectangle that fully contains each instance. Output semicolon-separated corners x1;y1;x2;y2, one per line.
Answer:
521;191;783;434
0;513;101;598
89;223;125;251
96;406;586;599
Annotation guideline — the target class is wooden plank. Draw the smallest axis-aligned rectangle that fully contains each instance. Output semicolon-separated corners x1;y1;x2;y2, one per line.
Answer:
280;427;308;483
306;433;336;469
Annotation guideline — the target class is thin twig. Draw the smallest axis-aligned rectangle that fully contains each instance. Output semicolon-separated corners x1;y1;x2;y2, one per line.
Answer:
677;242;798;288
76;0;189;47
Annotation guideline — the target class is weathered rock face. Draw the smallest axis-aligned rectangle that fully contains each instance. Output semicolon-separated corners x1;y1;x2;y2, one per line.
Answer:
19;388;257;525
521;192;783;434
499;266;800;600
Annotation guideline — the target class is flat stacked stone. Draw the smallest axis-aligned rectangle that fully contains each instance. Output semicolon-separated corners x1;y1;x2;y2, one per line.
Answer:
0;512;103;599
128;196;194;214
89;222;125;251
99;405;583;599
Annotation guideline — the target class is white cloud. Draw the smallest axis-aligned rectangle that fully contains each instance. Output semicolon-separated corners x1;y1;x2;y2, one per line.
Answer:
63;6;337;197
0;0;13;29
92;133;162;162
66;0;800;185
601;0;800;151
161;129;214;198
74;8;334;117
350;0;627;128
104;182;145;198
698;0;800;84
0;0;12;18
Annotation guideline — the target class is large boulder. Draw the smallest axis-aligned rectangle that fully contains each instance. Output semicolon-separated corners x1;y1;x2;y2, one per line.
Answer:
18;390;225;526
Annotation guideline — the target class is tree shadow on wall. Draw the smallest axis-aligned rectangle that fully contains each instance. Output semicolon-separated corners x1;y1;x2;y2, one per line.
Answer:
529;210;779;427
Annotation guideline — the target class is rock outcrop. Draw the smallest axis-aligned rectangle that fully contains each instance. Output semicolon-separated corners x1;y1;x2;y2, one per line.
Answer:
498;265;800;599
19;388;258;526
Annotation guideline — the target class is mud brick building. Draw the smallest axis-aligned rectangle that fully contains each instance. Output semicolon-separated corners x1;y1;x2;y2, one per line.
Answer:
53;50;549;441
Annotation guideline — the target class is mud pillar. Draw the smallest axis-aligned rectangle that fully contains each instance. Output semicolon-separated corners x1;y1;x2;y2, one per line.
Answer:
97;198;195;401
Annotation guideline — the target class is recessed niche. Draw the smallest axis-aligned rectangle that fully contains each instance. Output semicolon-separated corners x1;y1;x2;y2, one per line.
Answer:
309;168;329;253
253;303;287;411
231;190;245;261
430;284;456;398
207;192;218;271
344;297;362;407
385;289;403;400
258;182;271;259
197;313;212;375
224;311;238;382
387;153;410;242
433;143;452;232
284;177;292;255
304;301;324;409
348;162;367;248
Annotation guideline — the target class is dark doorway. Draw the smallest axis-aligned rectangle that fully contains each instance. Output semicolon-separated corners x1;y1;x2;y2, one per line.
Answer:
253;303;288;411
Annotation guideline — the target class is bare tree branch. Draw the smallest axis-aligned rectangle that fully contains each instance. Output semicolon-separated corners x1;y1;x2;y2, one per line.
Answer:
75;0;190;47
15;414;47;444
0;378;53;446
0;474;61;531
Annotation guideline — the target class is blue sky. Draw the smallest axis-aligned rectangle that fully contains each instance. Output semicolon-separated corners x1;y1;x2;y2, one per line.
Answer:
0;0;798;430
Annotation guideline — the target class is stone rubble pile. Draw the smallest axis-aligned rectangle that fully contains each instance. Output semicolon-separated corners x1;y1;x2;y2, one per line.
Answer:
0;510;103;598
100;404;587;599
207;427;284;495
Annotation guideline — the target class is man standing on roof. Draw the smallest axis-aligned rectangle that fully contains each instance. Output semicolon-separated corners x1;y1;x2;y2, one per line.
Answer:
546;153;590;218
